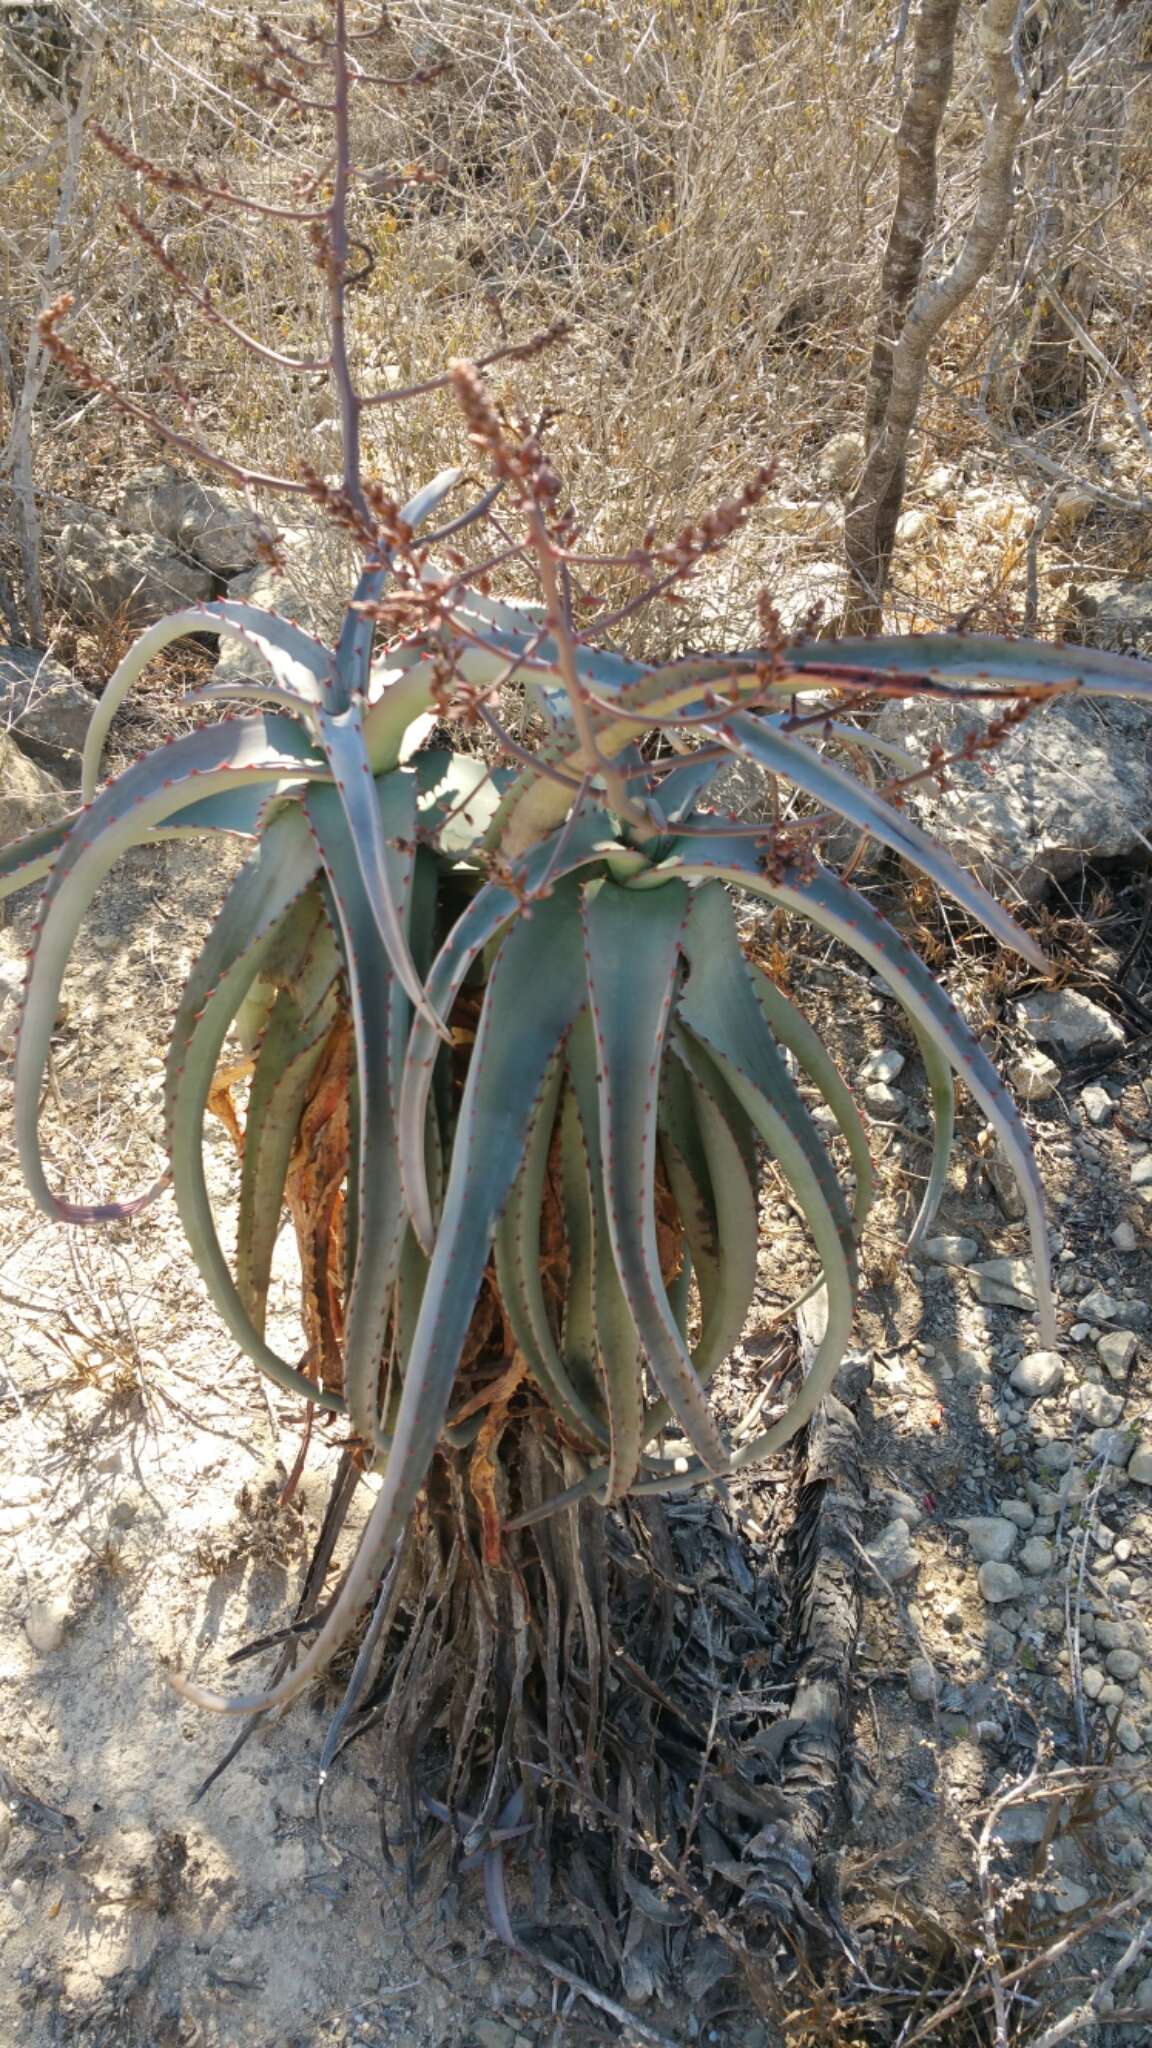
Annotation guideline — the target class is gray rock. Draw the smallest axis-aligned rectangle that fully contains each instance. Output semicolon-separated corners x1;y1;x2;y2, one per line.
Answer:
1097;1330;1138;1379
1116;1717;1143;1754
1135;1968;1152;2012
215;554;325;686
1071;1383;1124;1428
1066;577;1152;654
978;1560;1024;1604
874;691;1152;904
1083;1664;1106;1699
1089;1427;1136;1466
876;1486;925;1529
864;1081;905;1116
971;1256;1037;1312
817;431;865;494
0;730;65;842
1080;1084;1114;1127
472;2024;516;2048
1019;1536;1054;1575
998;1499;1035;1528
957;1516;1018;1564
907;1657;937;1704
1037;1439;1074;1473
1016;989;1125;1056
922;1234;979;1267
1050;1876;1092;1915
1011;1049;1060;1101
118;467;264;574
1113;1221;1139;1252
866;1517;921;1586
1128;1441;1152;1486
993;1802;1051;1846
1106;1649;1141;1682
1010;1350;1064;1399
56;516;213;626
0;645;92;782
1078;1286;1122;1324
859;1047;906;1084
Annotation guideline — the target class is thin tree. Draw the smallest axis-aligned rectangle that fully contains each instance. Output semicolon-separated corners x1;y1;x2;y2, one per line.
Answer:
844;0;1029;632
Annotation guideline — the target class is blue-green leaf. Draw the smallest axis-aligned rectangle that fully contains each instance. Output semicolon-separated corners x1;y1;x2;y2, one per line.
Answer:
582;875;730;1471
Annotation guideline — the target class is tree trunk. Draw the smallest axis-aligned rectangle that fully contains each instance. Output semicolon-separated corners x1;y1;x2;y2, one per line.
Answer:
845;0;1028;634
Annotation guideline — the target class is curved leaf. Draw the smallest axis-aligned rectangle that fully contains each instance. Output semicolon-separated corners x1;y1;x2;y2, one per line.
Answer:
15;716;323;1222
581;875;730;1471
82;603;336;798
398;808;613;1249
172;871;588;1714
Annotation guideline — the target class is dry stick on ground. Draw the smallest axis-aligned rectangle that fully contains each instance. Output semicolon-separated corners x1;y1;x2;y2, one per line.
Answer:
845;0;1030;631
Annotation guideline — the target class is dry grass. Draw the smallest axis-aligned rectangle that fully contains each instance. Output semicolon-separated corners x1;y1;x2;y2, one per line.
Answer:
3;1;1151;667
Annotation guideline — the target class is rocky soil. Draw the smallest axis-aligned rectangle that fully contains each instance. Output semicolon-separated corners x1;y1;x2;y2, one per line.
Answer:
2;477;1152;2044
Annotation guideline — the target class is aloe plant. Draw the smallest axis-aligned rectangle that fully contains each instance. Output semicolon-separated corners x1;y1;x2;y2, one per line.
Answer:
11;3;1152;1979
6;571;1152;1714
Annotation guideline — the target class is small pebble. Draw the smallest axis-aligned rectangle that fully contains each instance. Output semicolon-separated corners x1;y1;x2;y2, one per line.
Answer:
922;1234;979;1266
978;1561;1023;1604
859;1047;906;1084
1098;1330;1139;1378
1083;1665;1106;1700
864;1081;905;1116
866;1518;921;1586
1129;1442;1152;1486
957;1516;1018;1564
1112;1220;1139;1252
1011;1050;1060;1101
1071;1384;1124;1429
1080;1084;1114;1127
24;1595;69;1655
998;1499;1035;1528
1010;1351;1064;1399
907;1657;937;1704
1020;1536;1054;1575
1107;1650;1141;1682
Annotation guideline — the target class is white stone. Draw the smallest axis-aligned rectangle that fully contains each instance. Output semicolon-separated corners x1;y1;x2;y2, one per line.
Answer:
958;1516;1018;1564
1011;1050;1060;1102
859;1047;905;1084
1080;1085;1114;1127
1113;1221;1139;1252
1016;990;1125;1056
1128;1442;1152;1486
1083;1664;1106;1699
971;1257;1037;1312
866;1518;921;1585
978;1561;1023;1604
1131;1154;1152;1189
922;1234;978;1266
24;1594;69;1653
1097;1330;1138;1379
896;507;934;544
1010;1350;1064;1399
